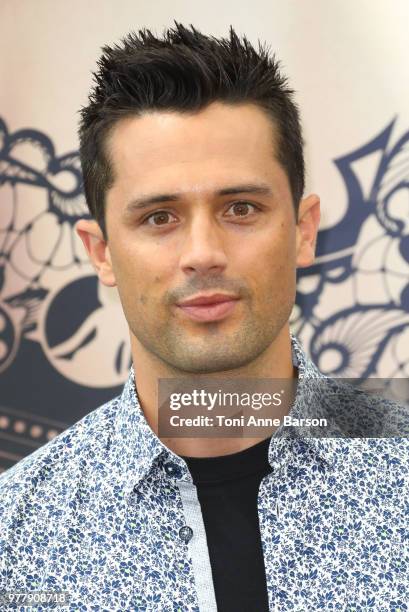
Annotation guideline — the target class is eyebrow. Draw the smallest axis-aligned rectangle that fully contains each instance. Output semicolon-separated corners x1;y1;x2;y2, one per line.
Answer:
124;183;274;214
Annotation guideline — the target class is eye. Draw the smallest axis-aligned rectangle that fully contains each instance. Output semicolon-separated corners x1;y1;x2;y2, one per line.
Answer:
143;210;177;226
225;201;259;218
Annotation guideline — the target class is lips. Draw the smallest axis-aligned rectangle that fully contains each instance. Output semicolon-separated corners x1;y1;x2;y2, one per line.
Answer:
176;293;240;322
178;293;239;307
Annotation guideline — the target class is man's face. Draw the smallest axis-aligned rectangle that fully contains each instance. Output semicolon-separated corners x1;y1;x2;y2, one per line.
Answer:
101;102;308;373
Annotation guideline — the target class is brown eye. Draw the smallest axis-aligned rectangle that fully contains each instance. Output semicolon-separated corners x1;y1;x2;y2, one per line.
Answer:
145;211;175;226
227;201;257;217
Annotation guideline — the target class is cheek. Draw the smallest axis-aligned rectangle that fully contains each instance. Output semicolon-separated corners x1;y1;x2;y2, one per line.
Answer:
247;230;296;298
246;226;296;272
107;241;147;303
117;255;145;289
112;242;175;307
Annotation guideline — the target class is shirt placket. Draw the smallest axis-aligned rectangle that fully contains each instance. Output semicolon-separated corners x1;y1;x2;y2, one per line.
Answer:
162;458;218;612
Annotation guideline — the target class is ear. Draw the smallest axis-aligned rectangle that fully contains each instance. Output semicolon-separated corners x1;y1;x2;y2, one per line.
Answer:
295;194;321;268
75;219;117;287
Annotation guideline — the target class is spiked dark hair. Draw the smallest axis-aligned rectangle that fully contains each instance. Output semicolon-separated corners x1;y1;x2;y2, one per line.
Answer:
78;22;305;239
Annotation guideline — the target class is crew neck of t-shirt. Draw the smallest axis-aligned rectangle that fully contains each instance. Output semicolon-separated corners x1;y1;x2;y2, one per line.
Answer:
180;435;272;484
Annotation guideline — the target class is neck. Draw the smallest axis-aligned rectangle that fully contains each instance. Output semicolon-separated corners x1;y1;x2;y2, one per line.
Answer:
130;324;296;457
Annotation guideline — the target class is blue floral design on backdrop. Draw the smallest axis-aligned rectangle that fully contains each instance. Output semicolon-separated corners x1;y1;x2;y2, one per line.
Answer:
0;116;408;469
293;119;409;399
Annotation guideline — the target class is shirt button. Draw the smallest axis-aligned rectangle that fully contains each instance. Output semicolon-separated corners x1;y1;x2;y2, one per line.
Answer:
164;461;183;479
179;526;193;543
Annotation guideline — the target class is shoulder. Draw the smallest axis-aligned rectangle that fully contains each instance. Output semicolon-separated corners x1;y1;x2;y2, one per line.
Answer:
0;393;121;522
320;377;409;440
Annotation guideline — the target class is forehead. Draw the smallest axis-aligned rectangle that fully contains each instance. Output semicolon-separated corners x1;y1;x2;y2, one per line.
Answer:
106;102;280;188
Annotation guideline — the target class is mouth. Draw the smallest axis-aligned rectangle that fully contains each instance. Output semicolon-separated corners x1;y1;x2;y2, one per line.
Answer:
176;296;240;322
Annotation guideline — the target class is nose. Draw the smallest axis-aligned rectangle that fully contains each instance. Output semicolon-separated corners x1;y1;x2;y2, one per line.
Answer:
178;212;228;276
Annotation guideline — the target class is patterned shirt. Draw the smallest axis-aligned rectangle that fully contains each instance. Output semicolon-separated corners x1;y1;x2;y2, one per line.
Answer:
0;335;408;611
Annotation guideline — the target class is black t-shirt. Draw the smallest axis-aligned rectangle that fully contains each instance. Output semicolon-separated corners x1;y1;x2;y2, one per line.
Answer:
180;436;273;612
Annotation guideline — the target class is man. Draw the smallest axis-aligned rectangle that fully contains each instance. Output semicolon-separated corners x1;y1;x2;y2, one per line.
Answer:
0;22;408;612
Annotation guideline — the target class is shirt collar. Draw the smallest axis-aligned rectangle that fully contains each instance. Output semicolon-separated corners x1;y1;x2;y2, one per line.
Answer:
109;333;362;496
108;366;177;497
272;334;366;471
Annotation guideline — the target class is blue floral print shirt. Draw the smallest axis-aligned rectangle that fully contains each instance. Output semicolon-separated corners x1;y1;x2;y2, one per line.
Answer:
0;334;408;611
